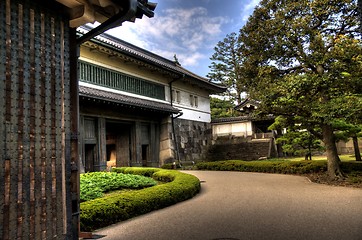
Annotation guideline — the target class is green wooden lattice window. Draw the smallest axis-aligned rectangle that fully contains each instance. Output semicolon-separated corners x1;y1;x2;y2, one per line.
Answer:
79;61;165;100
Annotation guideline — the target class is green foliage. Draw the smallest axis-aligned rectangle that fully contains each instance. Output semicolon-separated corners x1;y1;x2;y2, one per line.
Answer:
210;97;238;119
80;172;157;202
196;160;362;175
196;160;327;174
269;116;324;158
333;120;362;142
80;168;201;231
240;0;362;126
277;130;323;156
208;32;247;104
112;167;158;177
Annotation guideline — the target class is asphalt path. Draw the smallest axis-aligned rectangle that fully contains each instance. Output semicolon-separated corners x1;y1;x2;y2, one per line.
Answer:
93;171;362;240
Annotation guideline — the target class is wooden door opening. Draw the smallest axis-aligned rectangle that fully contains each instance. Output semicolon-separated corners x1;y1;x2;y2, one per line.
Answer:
106;121;131;167
84;144;96;172
142;144;149;166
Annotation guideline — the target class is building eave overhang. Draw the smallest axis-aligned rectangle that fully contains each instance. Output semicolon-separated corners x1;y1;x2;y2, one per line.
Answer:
56;0;156;29
79;85;180;114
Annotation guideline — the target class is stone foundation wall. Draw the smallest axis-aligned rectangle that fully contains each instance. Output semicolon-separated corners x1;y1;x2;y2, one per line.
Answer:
205;137;276;161
160;117;175;165
173;119;212;162
336;139;362;155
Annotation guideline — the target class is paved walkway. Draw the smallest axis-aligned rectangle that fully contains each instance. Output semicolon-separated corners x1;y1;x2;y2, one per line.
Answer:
93;171;362;240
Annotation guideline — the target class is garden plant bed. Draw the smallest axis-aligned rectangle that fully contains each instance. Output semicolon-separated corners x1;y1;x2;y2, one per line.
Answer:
80;171;157;201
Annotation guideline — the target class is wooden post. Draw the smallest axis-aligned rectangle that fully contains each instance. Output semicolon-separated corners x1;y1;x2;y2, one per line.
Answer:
69;27;80;239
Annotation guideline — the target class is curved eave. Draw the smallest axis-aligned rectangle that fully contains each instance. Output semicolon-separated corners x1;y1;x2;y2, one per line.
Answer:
187;79;227;94
79;86;180;114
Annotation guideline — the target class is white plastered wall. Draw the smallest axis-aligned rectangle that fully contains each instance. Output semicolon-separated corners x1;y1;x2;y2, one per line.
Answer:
169;81;212;123
212;121;253;137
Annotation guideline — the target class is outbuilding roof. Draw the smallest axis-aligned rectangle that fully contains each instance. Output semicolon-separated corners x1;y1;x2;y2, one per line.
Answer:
234;98;261;113
211;114;275;124
211;116;253;124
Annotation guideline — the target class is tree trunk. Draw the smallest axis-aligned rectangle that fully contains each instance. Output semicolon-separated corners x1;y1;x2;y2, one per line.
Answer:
276;129;284;157
352;135;361;161
322;124;345;179
305;152;312;160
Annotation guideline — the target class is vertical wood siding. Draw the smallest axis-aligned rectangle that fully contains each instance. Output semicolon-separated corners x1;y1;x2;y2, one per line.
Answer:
0;0;73;239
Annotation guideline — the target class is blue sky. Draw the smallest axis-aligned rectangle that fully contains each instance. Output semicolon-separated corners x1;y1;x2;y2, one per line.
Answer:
105;0;260;78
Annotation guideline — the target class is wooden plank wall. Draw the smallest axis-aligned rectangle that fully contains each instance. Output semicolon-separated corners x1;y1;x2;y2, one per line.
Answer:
0;0;73;239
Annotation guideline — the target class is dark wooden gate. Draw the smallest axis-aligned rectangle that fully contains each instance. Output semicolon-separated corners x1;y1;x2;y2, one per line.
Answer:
0;0;77;239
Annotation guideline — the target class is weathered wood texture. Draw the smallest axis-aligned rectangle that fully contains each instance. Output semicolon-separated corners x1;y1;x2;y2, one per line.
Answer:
0;0;74;239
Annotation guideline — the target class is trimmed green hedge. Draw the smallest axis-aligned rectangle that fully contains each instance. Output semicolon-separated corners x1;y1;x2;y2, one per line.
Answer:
80;168;200;232
161;163;178;169
196;160;362;174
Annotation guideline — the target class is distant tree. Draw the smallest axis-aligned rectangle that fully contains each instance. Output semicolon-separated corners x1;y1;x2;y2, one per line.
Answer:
240;0;362;178
210;97;238;119
269;116;323;160
278;130;324;160
208;32;246;104
334;120;362;161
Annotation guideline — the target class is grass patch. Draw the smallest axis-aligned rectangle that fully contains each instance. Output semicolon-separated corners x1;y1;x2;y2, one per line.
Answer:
282;154;359;162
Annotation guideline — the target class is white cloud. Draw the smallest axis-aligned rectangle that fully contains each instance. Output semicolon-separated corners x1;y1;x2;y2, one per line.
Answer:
106;6;229;70
179;52;205;67
241;0;260;22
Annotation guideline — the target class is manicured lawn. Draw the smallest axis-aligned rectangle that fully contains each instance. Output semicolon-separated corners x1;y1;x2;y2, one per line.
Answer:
285;154;360;162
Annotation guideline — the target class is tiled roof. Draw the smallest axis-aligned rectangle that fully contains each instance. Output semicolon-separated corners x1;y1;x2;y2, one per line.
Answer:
77;26;226;93
211;114;274;124
211;116;253;123
79;85;180;114
234;98;260;111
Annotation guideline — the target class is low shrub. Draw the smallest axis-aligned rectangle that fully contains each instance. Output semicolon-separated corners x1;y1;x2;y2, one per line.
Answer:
112;167;157;177
341;161;362;173
80;172;157;202
160;163;177;169
161;161;196;170
196;160;362;175
80;168;200;232
196;160;328;174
